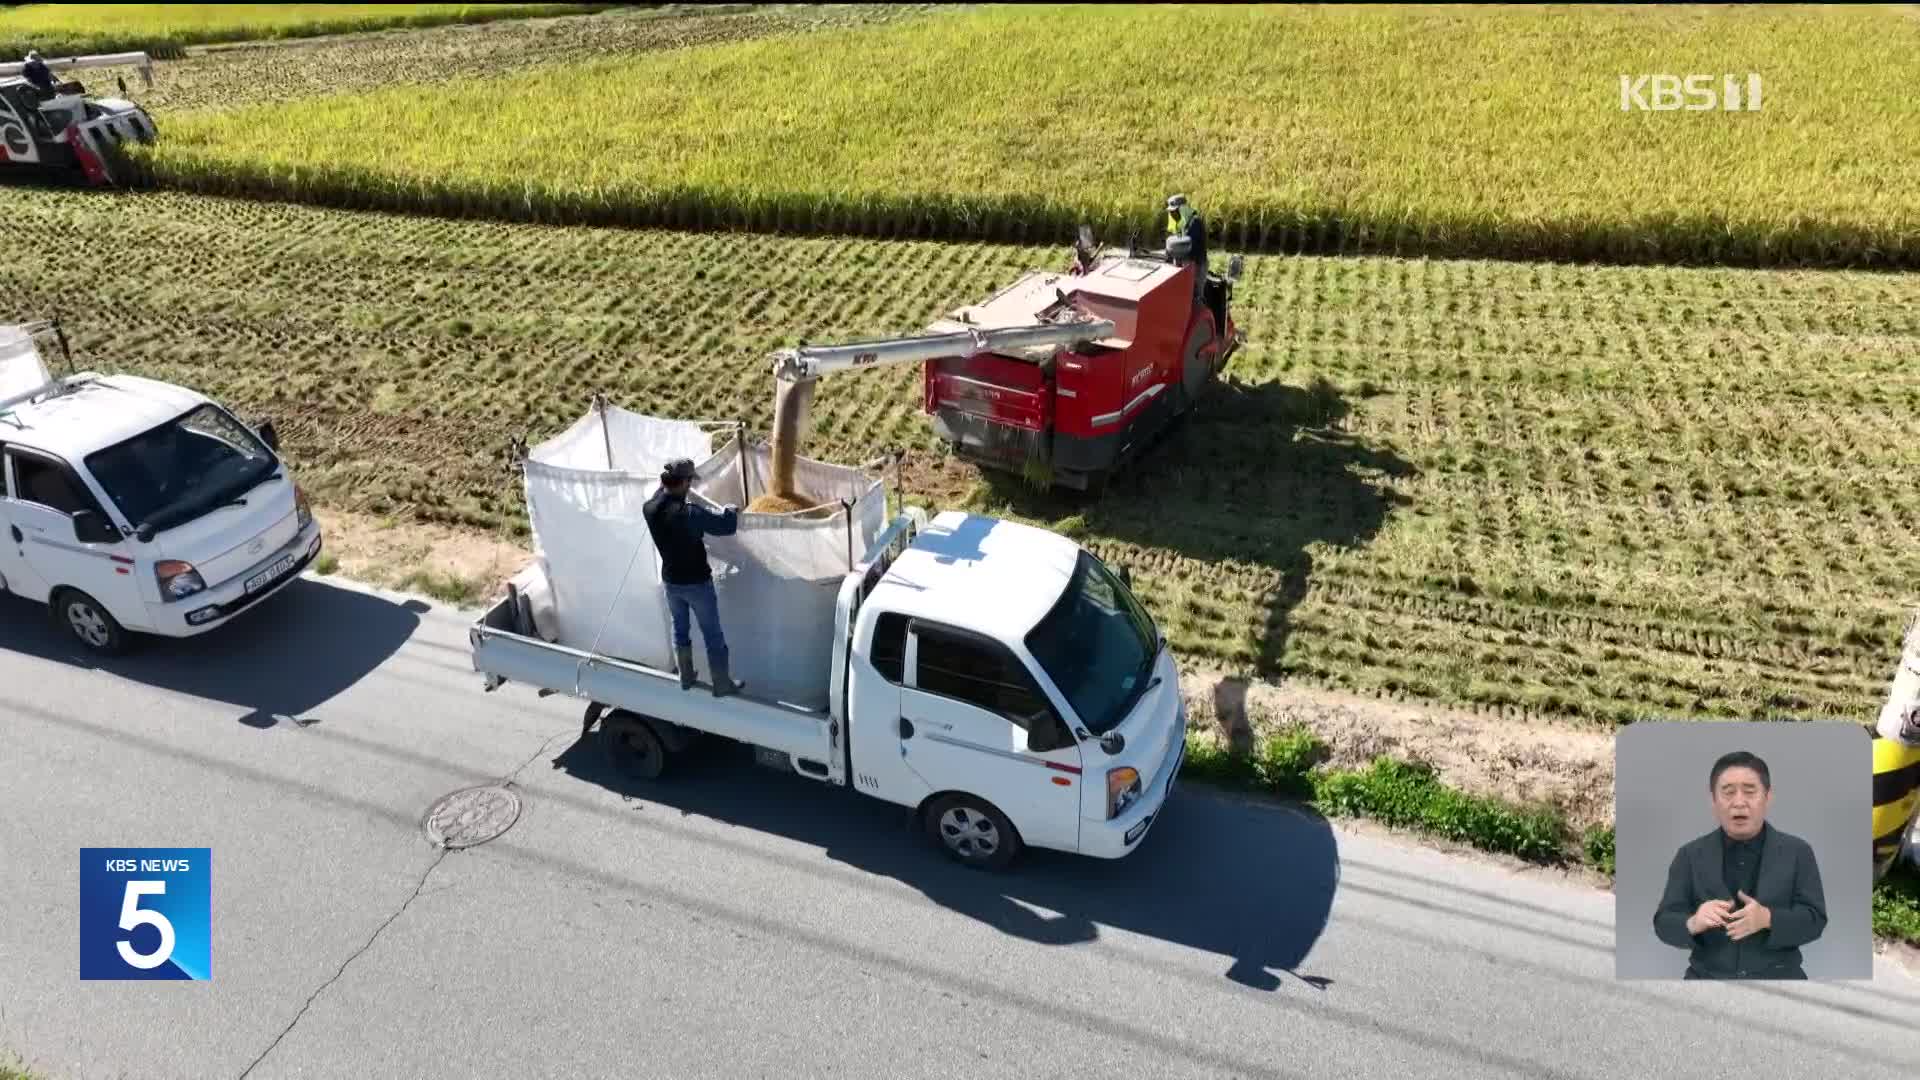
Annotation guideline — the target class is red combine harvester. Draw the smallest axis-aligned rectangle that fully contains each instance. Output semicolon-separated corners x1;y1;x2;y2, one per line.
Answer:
770;225;1244;493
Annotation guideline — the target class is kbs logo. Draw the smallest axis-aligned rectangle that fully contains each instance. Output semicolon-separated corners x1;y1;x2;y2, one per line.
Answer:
79;848;211;980
1620;74;1763;112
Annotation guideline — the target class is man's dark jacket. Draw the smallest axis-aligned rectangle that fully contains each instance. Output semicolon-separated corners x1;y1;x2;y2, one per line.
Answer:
1652;821;1827;979
642;488;737;586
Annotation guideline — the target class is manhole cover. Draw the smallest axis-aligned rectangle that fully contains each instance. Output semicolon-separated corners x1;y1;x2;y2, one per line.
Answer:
423;784;522;849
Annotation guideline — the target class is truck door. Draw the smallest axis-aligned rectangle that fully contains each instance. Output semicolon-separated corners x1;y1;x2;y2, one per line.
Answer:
844;610;931;806
4;447;143;627
0;444;49;602
898;619;1084;852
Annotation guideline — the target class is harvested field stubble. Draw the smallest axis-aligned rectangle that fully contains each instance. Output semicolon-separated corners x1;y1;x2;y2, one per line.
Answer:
127;3;1920;268
5;187;1919;730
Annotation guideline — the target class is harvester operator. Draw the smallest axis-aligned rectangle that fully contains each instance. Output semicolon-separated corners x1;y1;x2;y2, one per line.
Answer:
643;458;746;698
21;50;56;96
1165;193;1209;301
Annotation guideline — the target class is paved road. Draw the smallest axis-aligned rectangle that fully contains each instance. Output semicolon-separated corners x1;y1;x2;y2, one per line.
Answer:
3;576;1916;1080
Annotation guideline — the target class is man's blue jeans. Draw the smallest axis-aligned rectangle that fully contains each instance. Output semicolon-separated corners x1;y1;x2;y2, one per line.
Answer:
665;580;727;663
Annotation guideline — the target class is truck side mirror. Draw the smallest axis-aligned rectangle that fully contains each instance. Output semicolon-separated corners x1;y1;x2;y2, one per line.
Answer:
72;509;117;545
1115;564;1132;588
257;420;279;452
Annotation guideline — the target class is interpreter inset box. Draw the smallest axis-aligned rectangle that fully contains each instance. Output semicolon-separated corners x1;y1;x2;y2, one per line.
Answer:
1613;722;1870;980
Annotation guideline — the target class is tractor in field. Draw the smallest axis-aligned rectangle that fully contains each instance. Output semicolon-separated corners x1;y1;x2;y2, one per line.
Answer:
0;51;157;187
769;223;1245;494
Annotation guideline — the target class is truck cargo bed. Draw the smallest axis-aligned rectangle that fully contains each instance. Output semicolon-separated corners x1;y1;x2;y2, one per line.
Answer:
470;595;840;781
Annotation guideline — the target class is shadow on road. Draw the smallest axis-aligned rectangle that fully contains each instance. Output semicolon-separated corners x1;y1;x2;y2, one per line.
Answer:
552;734;1340;992
0;577;423;728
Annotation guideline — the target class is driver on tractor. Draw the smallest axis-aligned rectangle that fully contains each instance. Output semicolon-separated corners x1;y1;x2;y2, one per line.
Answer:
1165;194;1209;302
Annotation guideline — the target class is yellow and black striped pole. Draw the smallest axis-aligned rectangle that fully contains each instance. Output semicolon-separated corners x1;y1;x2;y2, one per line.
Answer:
1872;612;1920;880
1873;731;1920;879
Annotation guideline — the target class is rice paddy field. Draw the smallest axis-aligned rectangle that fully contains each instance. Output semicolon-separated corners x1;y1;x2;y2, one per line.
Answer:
6;185;1918;729
122;3;1920;268
0;3;618;61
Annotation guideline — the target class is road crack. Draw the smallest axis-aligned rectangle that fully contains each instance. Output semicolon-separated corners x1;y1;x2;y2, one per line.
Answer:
237;848;449;1079
235;730;568;1077
508;730;573;785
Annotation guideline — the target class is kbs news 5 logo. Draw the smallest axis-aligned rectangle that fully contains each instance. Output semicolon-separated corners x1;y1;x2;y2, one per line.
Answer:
79;848;211;980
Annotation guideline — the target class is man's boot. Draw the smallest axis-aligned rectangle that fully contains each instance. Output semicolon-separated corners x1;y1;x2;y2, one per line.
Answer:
709;652;744;698
675;646;696;691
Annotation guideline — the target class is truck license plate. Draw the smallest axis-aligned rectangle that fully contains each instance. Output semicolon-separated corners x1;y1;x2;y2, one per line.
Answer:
245;552;297;594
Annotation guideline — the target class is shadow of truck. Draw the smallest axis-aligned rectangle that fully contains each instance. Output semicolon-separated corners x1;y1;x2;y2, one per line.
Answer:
0;577;423;728
553;733;1342;992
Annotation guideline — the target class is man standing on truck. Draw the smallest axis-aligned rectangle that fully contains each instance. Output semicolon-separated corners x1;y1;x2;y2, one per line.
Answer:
1165;194;1209;302
643;458;746;698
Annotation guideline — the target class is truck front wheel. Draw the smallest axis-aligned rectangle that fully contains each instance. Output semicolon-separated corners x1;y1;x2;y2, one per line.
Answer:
924;794;1021;871
54;588;128;656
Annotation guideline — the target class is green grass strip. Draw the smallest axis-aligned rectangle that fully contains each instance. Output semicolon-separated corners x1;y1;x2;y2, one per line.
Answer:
1182;729;1920;948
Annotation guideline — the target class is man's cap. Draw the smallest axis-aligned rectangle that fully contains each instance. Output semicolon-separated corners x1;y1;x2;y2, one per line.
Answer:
661;457;697;481
1166;194;1188;211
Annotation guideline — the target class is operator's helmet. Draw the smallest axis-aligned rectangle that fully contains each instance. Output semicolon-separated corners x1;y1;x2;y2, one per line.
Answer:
1166;193;1193;233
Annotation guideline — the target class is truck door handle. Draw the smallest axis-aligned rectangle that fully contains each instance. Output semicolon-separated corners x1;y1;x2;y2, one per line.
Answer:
8;525;19;544
899;717;915;739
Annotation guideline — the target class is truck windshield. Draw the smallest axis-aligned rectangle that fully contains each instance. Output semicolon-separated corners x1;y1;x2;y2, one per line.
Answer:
84;404;277;534
1024;551;1159;735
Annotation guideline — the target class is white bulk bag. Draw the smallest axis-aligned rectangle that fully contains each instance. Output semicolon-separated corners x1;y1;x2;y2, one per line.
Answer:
521;405;715;671
693;437;888;708
520;402;888;711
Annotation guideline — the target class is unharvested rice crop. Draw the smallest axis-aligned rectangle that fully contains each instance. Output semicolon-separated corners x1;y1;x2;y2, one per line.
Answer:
0;3;617;61
128;3;1920;268
5;187;1918;729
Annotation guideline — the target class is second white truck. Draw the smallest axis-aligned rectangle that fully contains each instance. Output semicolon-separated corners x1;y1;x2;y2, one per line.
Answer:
471;507;1187;870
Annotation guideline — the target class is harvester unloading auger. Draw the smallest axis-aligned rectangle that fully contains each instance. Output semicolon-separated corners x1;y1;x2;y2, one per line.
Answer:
757;314;1119;511
755;222;1242;500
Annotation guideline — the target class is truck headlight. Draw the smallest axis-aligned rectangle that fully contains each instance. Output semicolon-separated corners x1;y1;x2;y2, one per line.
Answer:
156;559;205;600
1108;766;1142;819
295;484;313;532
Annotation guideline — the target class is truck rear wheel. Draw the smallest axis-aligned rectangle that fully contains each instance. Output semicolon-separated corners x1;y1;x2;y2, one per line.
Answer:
924;793;1021;871
603;710;668;780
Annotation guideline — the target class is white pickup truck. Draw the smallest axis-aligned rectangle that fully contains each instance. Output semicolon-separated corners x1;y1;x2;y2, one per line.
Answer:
0;321;323;654
470;507;1187;870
